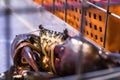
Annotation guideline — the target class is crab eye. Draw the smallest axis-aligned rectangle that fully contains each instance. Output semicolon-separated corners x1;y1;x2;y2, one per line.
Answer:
54;45;63;53
54;45;65;58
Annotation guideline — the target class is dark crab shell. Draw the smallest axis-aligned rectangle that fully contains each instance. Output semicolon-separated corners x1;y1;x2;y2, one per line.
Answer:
11;25;120;77
11;25;69;75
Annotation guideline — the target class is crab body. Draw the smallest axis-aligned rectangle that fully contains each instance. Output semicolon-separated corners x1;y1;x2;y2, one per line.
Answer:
11;25;120;78
11;25;69;76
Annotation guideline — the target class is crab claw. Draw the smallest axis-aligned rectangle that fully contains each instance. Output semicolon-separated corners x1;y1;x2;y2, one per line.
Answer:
21;46;39;71
13;41;42;74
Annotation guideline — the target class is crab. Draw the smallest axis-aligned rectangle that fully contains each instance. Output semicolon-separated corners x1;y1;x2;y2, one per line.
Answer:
11;25;120;79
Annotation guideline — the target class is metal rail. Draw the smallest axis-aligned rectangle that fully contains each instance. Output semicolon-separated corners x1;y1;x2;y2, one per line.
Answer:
40;0;120;20
52;0;55;13
103;0;110;48
64;0;67;22
86;1;120;19
4;0;12;80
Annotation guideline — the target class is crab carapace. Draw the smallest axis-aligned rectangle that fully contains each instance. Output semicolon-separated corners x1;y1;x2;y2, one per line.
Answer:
11;25;120;78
